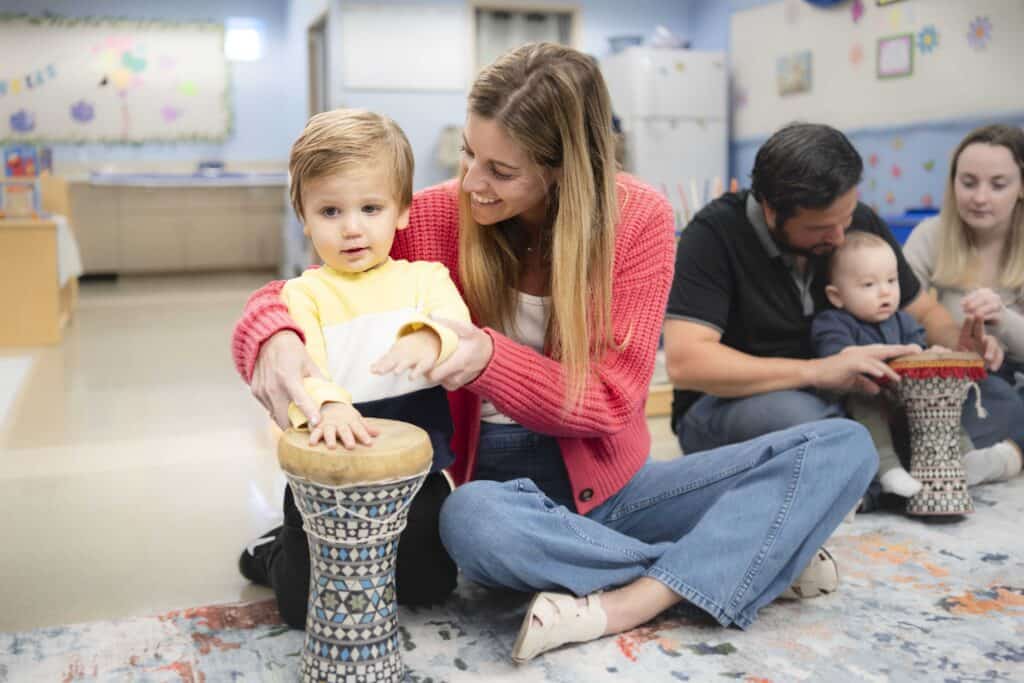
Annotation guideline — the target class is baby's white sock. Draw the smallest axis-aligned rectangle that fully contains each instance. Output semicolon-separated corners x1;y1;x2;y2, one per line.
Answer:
879;467;922;497
963;441;1024;486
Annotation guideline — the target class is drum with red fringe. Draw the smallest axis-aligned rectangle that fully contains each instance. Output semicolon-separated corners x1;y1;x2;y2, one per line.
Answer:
886;351;986;516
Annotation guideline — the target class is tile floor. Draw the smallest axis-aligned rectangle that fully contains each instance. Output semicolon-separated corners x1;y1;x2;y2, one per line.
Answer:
0;272;682;633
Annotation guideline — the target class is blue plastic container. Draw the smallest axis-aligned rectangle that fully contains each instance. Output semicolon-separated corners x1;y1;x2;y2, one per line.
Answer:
884;207;939;244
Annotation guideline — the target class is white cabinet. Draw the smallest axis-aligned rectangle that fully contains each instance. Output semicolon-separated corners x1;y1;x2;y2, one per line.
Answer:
68;184;120;272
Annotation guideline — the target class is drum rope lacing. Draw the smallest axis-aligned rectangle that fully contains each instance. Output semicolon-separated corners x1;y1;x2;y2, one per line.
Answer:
292;468;431;546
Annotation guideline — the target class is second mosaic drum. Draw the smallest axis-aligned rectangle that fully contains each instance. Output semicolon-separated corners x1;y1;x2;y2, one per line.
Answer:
887;351;986;517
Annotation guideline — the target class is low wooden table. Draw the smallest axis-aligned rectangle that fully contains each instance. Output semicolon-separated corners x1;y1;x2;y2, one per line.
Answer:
0;217;78;346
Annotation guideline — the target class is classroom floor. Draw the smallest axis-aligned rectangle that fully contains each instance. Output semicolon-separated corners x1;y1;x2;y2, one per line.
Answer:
0;272;682;634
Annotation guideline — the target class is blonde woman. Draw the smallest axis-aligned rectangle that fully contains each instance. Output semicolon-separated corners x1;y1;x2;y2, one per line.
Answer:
232;44;874;662
903;124;1024;485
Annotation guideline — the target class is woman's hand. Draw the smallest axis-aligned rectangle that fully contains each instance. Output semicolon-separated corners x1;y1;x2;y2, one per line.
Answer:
252;331;325;429
425;317;495;390
962;288;1004;325
956;315;1005;371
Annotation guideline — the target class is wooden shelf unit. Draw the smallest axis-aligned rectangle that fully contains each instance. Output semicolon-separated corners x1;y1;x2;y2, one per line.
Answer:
69;181;286;274
0;217;78;346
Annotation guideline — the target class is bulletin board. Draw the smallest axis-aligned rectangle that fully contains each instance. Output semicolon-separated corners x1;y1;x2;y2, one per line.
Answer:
0;14;230;144
730;0;1024;140
340;4;469;91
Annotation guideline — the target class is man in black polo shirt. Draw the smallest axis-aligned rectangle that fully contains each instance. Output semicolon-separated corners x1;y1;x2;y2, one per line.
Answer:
665;123;1012;454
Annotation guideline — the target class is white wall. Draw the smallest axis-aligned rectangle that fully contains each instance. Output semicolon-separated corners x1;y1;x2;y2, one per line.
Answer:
322;0;691;190
731;0;1024;140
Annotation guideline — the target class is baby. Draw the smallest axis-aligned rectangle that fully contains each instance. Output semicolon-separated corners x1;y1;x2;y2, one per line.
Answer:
812;232;946;497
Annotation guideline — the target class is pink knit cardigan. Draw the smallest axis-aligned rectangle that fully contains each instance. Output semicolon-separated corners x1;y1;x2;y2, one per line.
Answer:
232;174;675;514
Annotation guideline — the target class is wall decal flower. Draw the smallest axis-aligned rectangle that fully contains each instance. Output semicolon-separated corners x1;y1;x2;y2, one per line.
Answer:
918;25;938;53
850;42;864;66
70;100;95;123
10;109;35;133
967;16;992;50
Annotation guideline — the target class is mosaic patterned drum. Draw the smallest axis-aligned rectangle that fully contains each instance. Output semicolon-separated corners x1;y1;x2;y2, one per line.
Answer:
886;351;986;517
278;419;433;683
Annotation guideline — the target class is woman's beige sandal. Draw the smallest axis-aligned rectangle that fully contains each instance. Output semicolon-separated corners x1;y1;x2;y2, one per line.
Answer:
511;592;607;663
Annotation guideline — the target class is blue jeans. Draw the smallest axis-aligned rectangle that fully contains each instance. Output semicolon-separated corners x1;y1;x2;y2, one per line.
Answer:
679;390;845;453
439;419;876;629
993;358;1024;402
679;378;1024;454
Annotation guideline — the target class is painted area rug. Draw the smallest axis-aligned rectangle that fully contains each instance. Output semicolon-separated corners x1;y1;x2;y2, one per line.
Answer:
2;477;1022;682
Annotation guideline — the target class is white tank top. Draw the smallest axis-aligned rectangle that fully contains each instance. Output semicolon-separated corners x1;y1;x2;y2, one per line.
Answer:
480;291;551;424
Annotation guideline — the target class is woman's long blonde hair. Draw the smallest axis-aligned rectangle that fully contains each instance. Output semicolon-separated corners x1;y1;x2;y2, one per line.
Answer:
932;124;1024;289
458;42;619;411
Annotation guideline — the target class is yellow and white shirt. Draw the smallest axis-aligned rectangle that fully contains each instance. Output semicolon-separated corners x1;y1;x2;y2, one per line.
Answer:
282;259;470;430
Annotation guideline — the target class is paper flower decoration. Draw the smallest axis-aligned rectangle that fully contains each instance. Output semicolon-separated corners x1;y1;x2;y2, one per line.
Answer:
161;105;182;122
921;194;934;207
70;100;95;123
784;0;800;25
923;160;935;172
968;16;992;50
868;153;880;168
892;165;902;179
10;109;35;133
121;51;147;73
849;43;864;66
918;25;938;53
851;0;864;24
885;191;895;205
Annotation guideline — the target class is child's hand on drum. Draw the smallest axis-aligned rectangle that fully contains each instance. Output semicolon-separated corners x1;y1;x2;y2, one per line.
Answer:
371;329;441;380
311;402;378;450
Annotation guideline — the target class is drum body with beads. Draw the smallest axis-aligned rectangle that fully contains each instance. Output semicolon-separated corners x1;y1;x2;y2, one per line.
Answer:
278;419;433;683
886;352;986;516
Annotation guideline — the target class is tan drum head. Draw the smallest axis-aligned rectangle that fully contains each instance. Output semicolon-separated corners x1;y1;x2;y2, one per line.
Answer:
889;350;984;371
278;418;433;485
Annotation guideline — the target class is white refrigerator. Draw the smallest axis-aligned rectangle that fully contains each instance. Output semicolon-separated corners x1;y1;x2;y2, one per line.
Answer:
601;47;728;232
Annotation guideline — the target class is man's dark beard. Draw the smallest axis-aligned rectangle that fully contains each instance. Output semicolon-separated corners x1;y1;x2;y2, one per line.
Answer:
770;224;836;258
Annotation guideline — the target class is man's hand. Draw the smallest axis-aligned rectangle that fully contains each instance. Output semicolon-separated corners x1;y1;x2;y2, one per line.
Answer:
371;329;441;381
956;315;1004;370
252;331;325;429
310;402;377;450
807;344;922;395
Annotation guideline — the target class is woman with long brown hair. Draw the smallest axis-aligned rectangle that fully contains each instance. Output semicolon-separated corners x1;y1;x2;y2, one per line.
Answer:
232;43;875;662
904;124;1024;485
